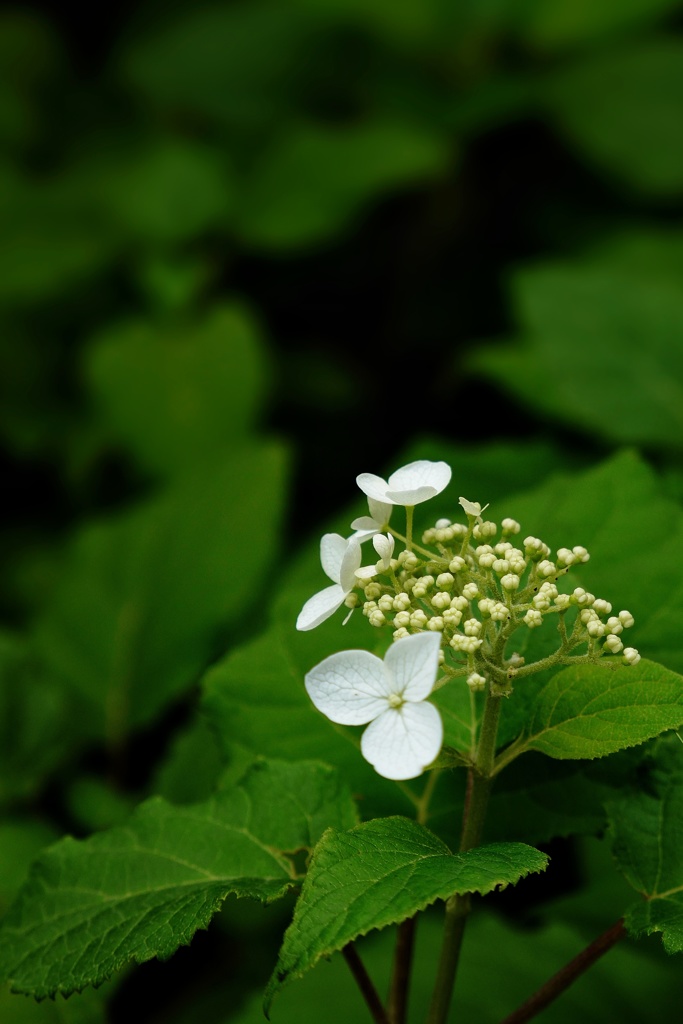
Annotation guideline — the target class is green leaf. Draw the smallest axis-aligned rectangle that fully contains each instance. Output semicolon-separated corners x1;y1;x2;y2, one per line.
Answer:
34;442;288;737
517;659;683;761
0;820;57;917
235;121;449;250
517;0;681;49
484;755;608;843
202;617;413;818
608;737;683;953
119;3;316;130
545;40;683;194
0;633;77;807
469;264;683;449
150;715;225;805
265;816;548;1012
0;760;357;997
92;140;232;245
85;305;269;478
494;450;683;684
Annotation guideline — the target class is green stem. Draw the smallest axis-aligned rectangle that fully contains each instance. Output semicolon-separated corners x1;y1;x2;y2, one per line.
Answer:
496;919;626;1024
426;687;503;1024
387;528;436;561
388;916;417;1024
405;506;415;552
342;945;390;1024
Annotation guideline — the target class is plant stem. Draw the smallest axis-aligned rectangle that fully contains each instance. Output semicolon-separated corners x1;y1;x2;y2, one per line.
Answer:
342;944;390;1024
387;916;417;1024
496;919;626;1024
426;687;503;1024
405;505;414;551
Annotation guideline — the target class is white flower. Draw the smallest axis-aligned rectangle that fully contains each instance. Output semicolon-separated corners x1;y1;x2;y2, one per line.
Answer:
459;496;490;520
296;534;363;631
356;460;452;506
305;632;444;780
351;497;393;540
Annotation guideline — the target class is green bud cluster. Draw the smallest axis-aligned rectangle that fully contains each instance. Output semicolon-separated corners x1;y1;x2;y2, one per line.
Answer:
355;510;639;693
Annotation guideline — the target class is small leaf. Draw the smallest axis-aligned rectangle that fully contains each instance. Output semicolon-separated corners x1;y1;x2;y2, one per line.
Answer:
235;121;449;250
608;737;683;953
546;40;683;193
85;304;269;478
0;760;357;997
265;816;548;1011
519;660;683;761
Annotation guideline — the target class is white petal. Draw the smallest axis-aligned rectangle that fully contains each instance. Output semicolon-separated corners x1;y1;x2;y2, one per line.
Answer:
320;533;348;583
459;497;489;518
372;533;394;566
385;460;452;505
384;632;441;701
349;516;381;541
360;703;443;780
367;498;393;528
296;583;346;631
355;564;378;580
339;537;362;592
305;649;390;724
356;472;392;503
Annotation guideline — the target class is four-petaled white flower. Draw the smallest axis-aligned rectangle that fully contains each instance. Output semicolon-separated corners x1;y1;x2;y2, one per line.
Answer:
357;460;452;507
296;534;363;631
351;496;393;541
305;632;444;780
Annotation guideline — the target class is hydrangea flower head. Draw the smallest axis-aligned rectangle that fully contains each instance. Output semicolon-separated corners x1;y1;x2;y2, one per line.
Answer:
357;460;452;507
304;631;443;780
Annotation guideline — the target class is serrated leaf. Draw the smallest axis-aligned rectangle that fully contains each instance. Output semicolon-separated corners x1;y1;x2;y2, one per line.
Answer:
608;737;683;953
85;304;269;478
34;442;288;738
0;760;357;997
265;816;548;1012
515;660;683;761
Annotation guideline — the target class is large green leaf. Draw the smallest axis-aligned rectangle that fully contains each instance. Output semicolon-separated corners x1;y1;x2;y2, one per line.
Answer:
0;760;357;998
265;817;547;1012
235;121;449;250
34;442;288;738
469;264;683;449
85;305;269;478
608;737;683;953
545;39;683;193
516;659;683;761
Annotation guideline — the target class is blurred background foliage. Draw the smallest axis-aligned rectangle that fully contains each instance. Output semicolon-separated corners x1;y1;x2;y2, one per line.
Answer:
2;0;683;1020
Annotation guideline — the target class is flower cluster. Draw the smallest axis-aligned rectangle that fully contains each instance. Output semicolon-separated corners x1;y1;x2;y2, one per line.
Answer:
297;459;640;780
